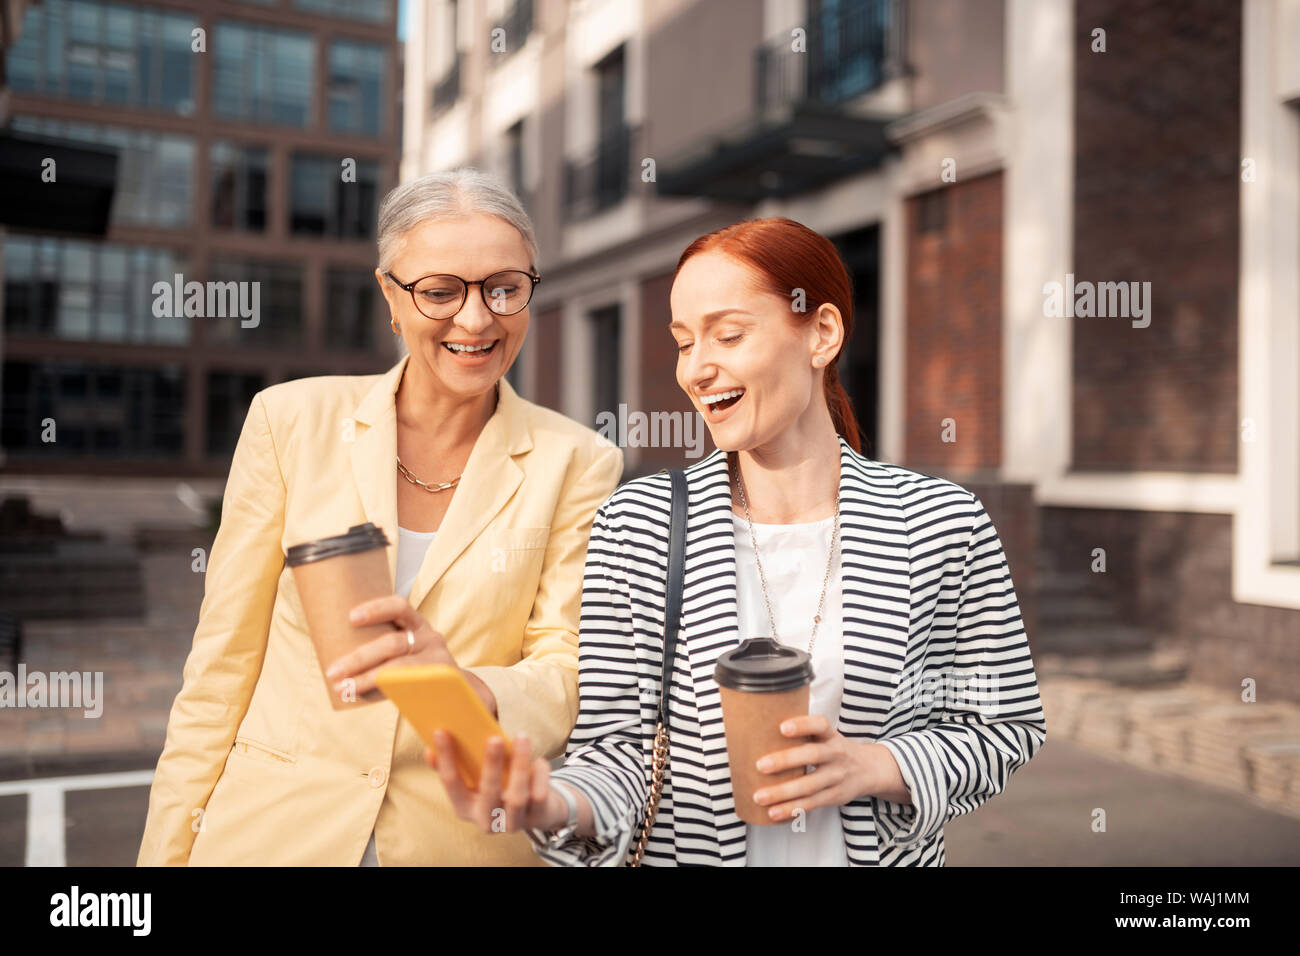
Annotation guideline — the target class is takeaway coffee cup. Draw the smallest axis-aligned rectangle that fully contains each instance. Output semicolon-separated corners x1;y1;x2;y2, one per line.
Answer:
285;522;393;711
714;637;815;825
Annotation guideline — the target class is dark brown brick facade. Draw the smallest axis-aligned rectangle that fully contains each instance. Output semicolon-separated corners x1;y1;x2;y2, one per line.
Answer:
1072;0;1241;472
903;171;1003;471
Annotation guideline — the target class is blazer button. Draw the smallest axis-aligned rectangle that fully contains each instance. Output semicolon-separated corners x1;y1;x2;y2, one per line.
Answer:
367;767;387;788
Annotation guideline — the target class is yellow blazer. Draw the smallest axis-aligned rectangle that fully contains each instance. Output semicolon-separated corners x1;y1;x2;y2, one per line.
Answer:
138;354;623;865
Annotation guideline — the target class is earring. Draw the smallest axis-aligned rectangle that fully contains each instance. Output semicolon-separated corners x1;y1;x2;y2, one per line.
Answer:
814;356;825;367
391;316;401;334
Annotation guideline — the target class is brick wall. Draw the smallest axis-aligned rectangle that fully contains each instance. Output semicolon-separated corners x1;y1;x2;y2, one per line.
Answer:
1072;0;1241;472
903;171;1003;471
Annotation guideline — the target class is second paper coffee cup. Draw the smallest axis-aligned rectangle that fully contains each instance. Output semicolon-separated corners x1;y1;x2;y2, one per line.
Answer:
714;637;815;825
286;522;393;711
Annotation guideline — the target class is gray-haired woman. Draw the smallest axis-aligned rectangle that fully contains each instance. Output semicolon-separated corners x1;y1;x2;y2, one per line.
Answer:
138;168;622;867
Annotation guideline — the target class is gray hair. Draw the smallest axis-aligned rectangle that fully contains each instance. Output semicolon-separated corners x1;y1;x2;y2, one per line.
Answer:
376;167;538;274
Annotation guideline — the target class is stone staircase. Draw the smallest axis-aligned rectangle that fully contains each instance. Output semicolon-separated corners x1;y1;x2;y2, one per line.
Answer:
1033;554;1189;686
0;495;147;621
0;537;145;620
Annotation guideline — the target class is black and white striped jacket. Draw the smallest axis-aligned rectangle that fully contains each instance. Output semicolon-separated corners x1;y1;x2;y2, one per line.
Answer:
528;437;1047;866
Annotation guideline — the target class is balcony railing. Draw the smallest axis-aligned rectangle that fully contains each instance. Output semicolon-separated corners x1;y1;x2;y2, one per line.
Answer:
756;0;904;112
432;59;460;115
563;124;635;221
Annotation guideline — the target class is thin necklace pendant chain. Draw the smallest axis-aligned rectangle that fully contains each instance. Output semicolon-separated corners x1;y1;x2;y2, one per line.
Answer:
396;455;462;493
732;455;841;656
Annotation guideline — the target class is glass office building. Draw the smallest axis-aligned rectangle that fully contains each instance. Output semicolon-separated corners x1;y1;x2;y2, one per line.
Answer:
1;0;400;474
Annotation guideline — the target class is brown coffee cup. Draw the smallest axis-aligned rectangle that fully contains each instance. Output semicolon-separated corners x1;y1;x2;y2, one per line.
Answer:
285;522;394;711
714;637;815;825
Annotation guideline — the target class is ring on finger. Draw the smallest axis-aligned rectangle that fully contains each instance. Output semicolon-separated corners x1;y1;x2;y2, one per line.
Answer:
406;629;415;652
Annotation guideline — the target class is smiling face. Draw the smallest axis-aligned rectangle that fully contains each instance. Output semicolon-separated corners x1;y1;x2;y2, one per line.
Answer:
670;250;842;453
375;213;532;401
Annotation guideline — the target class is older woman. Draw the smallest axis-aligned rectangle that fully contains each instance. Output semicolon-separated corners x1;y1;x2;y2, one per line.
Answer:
433;216;1046;866
138;169;622;866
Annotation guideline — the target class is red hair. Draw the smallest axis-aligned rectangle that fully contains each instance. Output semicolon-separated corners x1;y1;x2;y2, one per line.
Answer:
673;217;863;454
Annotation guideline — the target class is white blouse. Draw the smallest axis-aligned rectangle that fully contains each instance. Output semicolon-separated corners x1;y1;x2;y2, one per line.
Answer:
360;525;437;868
732;513;850;867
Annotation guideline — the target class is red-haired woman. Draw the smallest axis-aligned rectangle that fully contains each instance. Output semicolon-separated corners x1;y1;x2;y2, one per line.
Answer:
434;217;1047;866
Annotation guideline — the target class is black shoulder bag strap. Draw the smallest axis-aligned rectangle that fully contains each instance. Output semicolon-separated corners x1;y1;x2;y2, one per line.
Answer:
628;468;687;866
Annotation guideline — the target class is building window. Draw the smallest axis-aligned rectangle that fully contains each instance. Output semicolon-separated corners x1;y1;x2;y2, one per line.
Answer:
210;142;269;231
491;0;534;63
328;40;387;136
206;259;304;349
6;0;197;115
3;236;189;345
292;0;393;23
9;116;194;228
590;304;622;421
506;120;526;199
290;153;379;238
206;371;264;457
564;46;630;220
213;21;315;127
1;360;186;457
324;267;380;352
432;1;461;116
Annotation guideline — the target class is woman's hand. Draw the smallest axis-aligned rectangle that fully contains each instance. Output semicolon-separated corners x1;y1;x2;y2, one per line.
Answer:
324;594;459;700
749;714;911;822
426;731;572;833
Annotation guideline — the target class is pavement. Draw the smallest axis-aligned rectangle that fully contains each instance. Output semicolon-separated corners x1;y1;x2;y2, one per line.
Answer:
1;735;1298;866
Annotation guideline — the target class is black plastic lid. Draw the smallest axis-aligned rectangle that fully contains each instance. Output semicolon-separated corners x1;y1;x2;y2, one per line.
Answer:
714;637;814;693
284;522;390;566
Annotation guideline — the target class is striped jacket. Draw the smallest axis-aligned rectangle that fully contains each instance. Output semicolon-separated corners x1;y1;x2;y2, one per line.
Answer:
527;437;1047;866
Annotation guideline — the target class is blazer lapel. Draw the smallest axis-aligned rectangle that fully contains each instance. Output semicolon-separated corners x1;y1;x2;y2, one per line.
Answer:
349;355;409;587
405;377;532;611
835;436;911;744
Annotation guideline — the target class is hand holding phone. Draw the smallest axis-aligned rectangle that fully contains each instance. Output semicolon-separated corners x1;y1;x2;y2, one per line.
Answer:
375;664;511;789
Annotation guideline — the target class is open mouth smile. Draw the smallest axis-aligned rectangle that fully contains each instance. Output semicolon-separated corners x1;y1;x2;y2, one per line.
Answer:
442;340;499;358
700;388;745;418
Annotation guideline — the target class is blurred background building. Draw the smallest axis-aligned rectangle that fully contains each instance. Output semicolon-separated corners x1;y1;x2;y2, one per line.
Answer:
404;0;1300;698
0;0;401;477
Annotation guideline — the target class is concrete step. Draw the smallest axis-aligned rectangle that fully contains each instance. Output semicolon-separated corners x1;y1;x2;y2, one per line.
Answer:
0;543;146;620
1037;594;1126;626
1033;622;1158;656
1037;648;1189;687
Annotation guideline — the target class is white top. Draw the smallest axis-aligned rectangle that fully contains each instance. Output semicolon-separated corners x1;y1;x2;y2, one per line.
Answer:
360;524;438;867
732;513;850;867
394;525;438;599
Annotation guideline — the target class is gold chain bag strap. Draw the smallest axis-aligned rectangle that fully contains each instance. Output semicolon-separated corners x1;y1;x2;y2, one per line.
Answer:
629;468;688;867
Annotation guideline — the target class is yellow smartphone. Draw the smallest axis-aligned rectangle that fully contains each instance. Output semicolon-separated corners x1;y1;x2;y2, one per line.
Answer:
375;664;512;789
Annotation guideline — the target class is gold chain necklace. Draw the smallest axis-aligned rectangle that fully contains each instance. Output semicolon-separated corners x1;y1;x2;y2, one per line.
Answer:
732;454;840;656
396;456;462;493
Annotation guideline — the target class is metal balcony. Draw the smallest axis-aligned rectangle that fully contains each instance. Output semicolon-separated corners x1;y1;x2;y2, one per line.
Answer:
658;0;904;202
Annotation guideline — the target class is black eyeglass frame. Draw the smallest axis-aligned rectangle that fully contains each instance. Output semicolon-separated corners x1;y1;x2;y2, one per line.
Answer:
384;269;542;320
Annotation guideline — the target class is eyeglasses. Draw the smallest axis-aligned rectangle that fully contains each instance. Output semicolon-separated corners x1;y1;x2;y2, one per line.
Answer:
385;269;541;320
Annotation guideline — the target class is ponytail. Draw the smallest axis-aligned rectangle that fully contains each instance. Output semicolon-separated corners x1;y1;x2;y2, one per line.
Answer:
823;366;862;455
